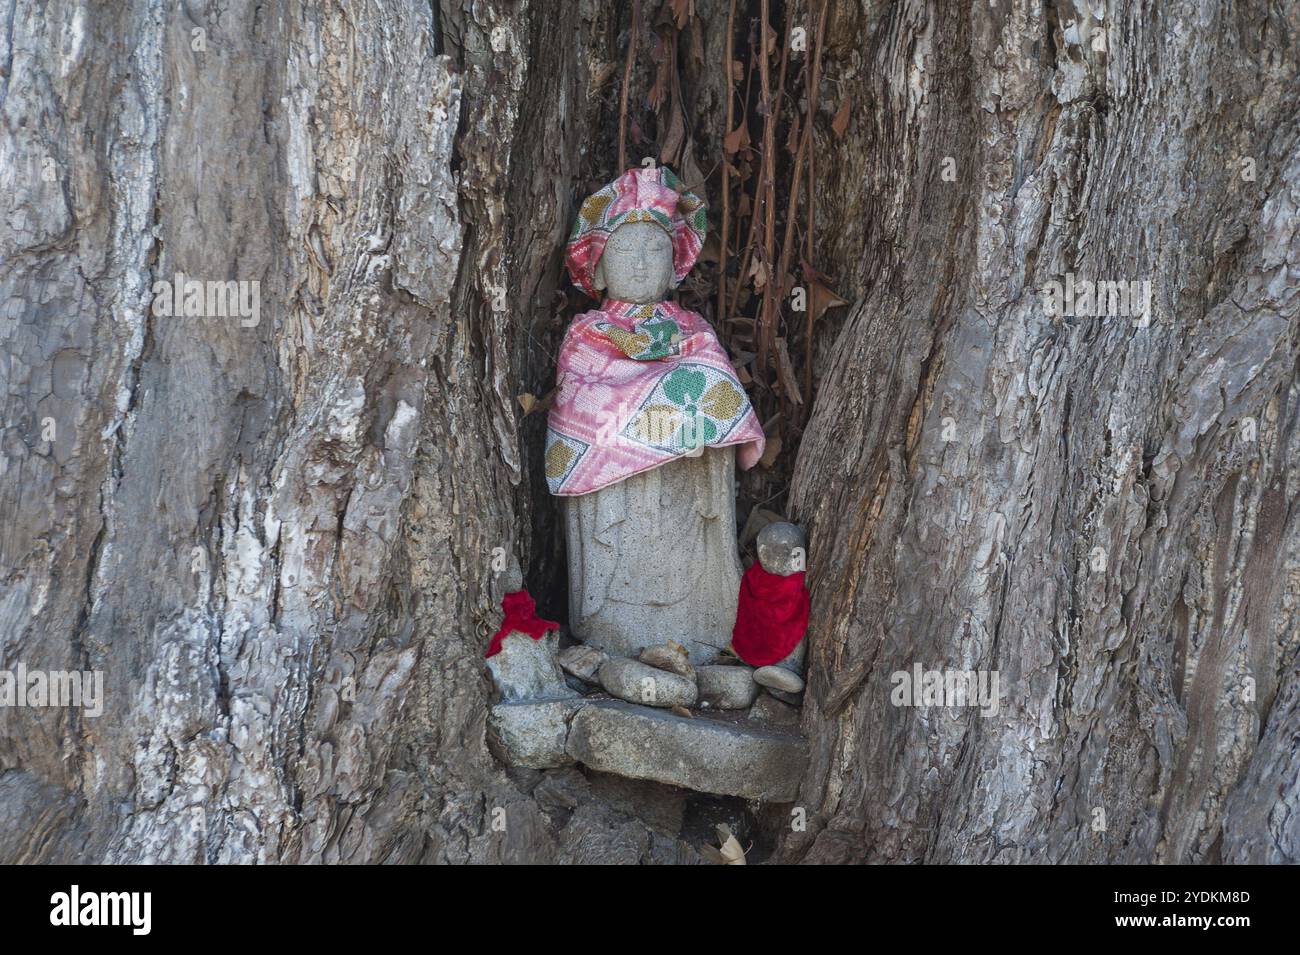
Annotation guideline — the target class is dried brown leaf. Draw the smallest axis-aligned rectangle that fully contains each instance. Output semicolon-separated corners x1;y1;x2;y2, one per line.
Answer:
809;277;849;324
785;113;802;155
660;109;687;168
723;122;750;155
647;76;668;111
759;433;782;468
689;16;705;67
592;62;617;89
700;845;728;864
716;824;747;864
740;506;787;549
731;286;754;314
517;387;557;417
699;233;722;264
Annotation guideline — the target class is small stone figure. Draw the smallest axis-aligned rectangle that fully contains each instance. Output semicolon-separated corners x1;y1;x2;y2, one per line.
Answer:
731;521;810;693
547;167;766;665
484;585;575;703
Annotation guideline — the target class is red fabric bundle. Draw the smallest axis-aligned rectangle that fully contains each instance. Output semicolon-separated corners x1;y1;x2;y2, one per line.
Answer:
485;590;560;658
731;563;810;666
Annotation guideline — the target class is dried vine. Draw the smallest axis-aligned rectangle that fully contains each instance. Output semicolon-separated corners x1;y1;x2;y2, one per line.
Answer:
610;0;850;523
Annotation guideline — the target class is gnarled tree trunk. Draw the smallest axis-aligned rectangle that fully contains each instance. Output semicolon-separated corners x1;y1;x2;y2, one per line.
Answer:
786;0;1300;864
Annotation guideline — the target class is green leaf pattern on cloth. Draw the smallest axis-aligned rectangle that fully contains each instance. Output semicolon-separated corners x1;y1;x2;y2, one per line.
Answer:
663;368;706;403
596;302;682;361
626;363;749;455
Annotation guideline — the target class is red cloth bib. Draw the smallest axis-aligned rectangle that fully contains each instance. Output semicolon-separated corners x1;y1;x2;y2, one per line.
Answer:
731;563;810;666
486;590;560;658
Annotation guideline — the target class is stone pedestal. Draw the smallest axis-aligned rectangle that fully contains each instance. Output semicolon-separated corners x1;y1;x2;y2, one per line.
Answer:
488;698;807;801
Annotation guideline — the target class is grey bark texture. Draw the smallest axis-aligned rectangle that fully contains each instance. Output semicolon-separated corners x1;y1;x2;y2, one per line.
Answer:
1;0;1298;865
787;0;1300;864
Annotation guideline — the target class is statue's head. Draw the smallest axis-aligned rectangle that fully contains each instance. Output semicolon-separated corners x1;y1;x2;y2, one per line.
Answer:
565;166;706;302
757;521;807;577
593;220;675;303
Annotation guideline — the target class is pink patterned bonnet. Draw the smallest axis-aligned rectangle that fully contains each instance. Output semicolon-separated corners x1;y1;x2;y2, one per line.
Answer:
564;166;707;300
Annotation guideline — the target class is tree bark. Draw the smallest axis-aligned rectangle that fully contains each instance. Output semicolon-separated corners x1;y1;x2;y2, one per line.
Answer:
785;0;1300;864
1;0;1297;865
0;0;693;865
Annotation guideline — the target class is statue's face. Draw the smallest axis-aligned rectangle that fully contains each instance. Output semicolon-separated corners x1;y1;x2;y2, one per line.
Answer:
757;521;807;576
595;221;675;303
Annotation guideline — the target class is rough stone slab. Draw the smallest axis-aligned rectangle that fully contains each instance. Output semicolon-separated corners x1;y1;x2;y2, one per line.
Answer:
487;699;583;769
566;701;806;801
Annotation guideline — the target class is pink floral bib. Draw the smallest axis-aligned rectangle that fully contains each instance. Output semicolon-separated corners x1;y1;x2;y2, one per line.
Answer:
545;299;765;496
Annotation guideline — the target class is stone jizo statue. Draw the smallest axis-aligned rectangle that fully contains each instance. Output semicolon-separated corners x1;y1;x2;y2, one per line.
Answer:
744;521;809;693
546;166;765;665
